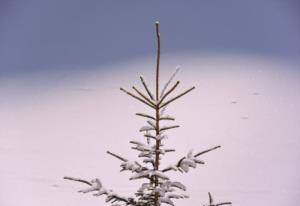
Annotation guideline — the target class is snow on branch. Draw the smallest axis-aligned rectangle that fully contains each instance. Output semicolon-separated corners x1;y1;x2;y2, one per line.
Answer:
162;146;221;173
107;151;147;173
156;180;189;206
144;133;157;140
130;170;169;180
140;125;155;132
159;193;189;206
147;120;156;129
120;161;146;173
63;176;134;205
134;180;188;206
159;115;175;121
156;134;168;141
159;180;187;191
143;133;168;141
130;141;154;152
157;107;175;121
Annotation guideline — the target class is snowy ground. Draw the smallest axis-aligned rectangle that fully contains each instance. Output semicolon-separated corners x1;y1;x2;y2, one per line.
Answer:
1;53;299;206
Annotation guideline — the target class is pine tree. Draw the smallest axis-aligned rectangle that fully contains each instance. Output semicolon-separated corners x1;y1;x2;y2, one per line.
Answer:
64;21;231;206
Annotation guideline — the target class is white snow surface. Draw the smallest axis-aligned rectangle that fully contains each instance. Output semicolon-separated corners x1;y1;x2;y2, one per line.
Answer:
1;53;300;206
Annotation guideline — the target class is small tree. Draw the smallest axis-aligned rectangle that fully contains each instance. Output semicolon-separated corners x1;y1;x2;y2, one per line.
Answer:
64;21;231;206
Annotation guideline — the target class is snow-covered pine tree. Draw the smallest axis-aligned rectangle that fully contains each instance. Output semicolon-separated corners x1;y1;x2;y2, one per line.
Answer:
64;21;231;206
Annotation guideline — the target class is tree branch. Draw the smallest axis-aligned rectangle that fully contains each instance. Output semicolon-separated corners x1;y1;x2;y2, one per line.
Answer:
64;176;92;186
160;86;195;108
136;113;156;120
207;192;232;206
158;81;180;106
159;125;180;132
107;151;128;162
159;116;175;121
194;145;221;157
120;87;155;109
217;202;232;206
132;86;156;106
161;146;220;173
155;21;160;101
144;133;157;140
140;76;154;100
160;66;180;98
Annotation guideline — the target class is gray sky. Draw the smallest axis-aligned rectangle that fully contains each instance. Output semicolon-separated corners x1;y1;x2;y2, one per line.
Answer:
0;0;299;76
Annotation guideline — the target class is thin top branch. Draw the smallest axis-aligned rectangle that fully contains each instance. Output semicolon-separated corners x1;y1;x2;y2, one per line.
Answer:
155;21;160;101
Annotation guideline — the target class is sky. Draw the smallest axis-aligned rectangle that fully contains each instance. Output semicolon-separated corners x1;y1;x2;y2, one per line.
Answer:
0;0;299;76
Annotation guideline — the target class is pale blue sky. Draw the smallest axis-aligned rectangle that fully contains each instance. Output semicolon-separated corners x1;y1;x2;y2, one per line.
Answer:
0;0;299;76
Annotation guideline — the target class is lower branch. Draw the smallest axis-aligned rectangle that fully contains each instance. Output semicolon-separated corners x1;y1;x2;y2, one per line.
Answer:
64;176;91;186
64;176;135;205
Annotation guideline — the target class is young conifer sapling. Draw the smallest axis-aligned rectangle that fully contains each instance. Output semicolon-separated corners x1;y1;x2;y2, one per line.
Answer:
64;21;232;206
